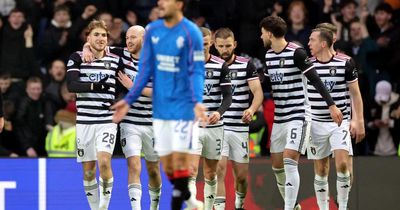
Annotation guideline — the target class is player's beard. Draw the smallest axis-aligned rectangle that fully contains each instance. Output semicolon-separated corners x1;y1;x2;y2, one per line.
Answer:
221;52;234;62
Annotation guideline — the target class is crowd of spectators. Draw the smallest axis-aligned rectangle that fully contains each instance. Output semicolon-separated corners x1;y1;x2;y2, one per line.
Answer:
0;0;399;157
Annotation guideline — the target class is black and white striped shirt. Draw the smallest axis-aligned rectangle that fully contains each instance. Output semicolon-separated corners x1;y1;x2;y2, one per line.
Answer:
265;42;314;124
109;47;153;126
203;55;231;127
223;56;258;132
308;55;358;122
67;51;123;124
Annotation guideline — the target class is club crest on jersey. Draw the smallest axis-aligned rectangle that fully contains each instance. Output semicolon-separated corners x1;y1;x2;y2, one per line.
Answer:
230;70;238;79
329;67;337;76
176;36;184;49
323;80;336;92
121;138;126;147
279;58;285;67
104;61;111;69
270;72;284;84
206;69;214;78
204;83;213;96
77;149;84;157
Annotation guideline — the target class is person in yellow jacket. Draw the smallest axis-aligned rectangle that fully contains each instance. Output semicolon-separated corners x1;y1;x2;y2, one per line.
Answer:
45;109;76;157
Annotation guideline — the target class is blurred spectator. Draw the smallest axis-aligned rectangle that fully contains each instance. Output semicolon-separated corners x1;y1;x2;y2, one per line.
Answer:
0;9;40;81
369;3;400;84
45;109;76;157
123;10;140;32
285;0;312;52
44;60;66;130
0;73;21;156
147;6;160;24
343;18;379;99
15;76;46;157
0;0;16;17
335;0;359;42
367;80;400;156
40;4;96;66
97;11;125;47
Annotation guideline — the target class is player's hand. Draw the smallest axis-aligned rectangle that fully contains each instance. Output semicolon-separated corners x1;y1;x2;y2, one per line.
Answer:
329;105;343;126
208;111;221;125
26;147;38;157
350;119;365;143
117;71;133;89
82;43;95;63
93;75;110;92
242;108;254;124
194;103;208;128
111;99;130;123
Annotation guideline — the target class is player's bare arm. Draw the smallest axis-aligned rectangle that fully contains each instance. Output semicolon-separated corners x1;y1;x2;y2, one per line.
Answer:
117;71;153;97
242;79;263;123
194;103;208;127
348;81;365;143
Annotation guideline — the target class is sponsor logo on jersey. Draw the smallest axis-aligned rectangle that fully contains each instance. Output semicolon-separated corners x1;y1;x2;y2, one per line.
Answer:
270;72;284;83
204;83;213;96
87;72;108;82
323;80;336;92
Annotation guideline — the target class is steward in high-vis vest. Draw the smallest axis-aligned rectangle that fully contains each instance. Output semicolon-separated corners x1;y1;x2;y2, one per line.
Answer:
45;110;76;157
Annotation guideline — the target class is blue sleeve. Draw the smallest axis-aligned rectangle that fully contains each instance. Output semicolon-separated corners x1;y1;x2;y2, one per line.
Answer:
188;26;205;103
124;29;154;104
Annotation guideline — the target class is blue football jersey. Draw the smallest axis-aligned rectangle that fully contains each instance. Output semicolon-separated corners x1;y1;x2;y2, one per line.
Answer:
124;17;205;120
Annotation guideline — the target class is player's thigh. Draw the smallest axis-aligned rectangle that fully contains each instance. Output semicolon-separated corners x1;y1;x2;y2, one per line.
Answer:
201;126;224;160
270;123;287;153
141;126;159;162
120;123;143;158
284;120;311;154
189;126;205;156
227;131;250;164
330;121;351;153
95;123;118;154
221;129;230;158
308;122;332;160
76;124;97;163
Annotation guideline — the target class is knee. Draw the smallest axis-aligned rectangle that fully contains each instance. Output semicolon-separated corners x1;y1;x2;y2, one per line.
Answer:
316;164;329;177
147;166;160;180
336;160;348;173
235;173;247;185
204;170;217;180
189;164;199;177
84;169;96;180
216;163;226;178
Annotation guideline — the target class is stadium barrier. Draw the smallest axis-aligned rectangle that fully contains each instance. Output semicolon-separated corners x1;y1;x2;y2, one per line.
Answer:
0;157;398;210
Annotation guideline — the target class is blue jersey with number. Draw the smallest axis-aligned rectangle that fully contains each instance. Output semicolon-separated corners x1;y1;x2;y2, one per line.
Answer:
124;17;205;120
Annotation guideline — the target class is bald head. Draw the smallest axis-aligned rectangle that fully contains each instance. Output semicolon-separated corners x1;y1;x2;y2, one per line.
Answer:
126;25;145;56
127;25;145;37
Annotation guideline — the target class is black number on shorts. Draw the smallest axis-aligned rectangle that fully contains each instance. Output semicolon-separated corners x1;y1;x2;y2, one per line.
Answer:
242;142;248;153
342;130;348;140
152;138;155;148
290;128;297;139
102;132;115;144
216;139;221;155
